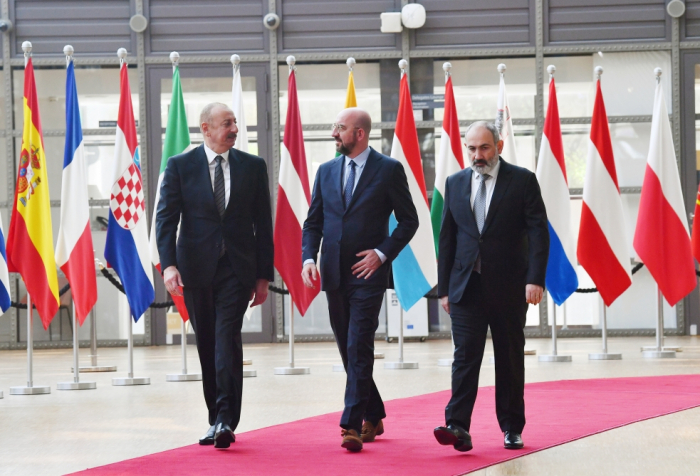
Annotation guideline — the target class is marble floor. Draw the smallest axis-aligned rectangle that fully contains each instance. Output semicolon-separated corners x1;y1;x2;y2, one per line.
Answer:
1;335;699;475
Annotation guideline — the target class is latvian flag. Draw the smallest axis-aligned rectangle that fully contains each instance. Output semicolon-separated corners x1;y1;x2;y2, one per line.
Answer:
633;74;695;306
577;76;632;306
390;65;438;311
104;54;154;320
535;73;578;305
274;59;320;316
55;58;98;324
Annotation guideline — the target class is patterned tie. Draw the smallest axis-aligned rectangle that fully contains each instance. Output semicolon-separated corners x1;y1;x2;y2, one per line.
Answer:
474;173;490;234
344;160;356;209
214;155;226;257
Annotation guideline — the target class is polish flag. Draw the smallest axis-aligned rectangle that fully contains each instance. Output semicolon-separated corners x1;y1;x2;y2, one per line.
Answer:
274;58;320;316
577;76;632;306
633;75;696;306
691;184;700;262
55;59;98;325
536;74;578;305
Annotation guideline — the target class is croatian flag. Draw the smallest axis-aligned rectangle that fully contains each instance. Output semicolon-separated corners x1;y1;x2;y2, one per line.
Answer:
390;68;438;311
633;75;696;306
104;57;154;320
535;74;578;305
55;59;98;325
0;215;9;314
577;77;632;306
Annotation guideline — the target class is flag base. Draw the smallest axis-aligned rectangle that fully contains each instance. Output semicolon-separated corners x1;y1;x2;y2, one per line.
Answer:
384;361;419;369
538;355;572;362
10;385;50;395
243;370;257;378
437;358;453;367
166;373;202;382
588;352;622;360
374;353;385;359
641;346;681;352
112;377;150;386
642;350;676;359
332;364;345;372
274;366;310;375
72;365;118;372
243;359;253;365
57;381;97;390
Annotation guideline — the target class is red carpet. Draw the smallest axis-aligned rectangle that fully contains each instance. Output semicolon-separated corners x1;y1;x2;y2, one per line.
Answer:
72;375;700;476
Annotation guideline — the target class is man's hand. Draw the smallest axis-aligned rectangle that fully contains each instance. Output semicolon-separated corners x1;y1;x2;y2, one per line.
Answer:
440;296;450;315
351;250;382;279
301;263;319;288
250;279;269;307
163;266;184;296
526;284;544;305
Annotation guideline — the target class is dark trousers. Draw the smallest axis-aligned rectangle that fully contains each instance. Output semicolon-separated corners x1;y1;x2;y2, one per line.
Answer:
183;254;251;430
446;273;526;434
326;285;387;433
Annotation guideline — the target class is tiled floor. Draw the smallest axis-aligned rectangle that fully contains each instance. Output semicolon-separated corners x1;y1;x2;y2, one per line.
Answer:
1;336;699;475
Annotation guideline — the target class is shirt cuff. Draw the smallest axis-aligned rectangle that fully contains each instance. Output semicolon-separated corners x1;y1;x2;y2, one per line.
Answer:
303;259;315;267
374;249;387;263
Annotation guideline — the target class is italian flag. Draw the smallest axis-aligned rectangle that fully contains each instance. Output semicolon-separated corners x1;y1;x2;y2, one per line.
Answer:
149;65;191;320
430;70;464;257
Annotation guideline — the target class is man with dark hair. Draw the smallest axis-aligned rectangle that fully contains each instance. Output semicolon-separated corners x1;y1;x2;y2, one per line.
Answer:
434;121;548;452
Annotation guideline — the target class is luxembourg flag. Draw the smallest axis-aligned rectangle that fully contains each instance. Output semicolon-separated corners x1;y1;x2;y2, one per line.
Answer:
0;215;9;314
633;73;695;306
104;54;154;321
55;58;98;325
577;74;632;306
535;73;578;305
390;66;438;311
431;63;464;257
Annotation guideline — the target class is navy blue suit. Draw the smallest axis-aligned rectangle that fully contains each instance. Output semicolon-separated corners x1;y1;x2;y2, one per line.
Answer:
438;158;548;434
302;147;418;433
156;144;274;431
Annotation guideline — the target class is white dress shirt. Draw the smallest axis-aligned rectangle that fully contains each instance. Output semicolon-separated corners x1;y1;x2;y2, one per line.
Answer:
470;159;501;215
204;144;230;207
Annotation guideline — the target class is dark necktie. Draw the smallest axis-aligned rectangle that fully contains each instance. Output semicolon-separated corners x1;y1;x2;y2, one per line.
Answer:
344;160;356;209
214;155;226;257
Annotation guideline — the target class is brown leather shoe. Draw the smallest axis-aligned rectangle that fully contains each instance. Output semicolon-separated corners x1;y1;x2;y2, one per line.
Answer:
340;429;363;452
361;420;384;442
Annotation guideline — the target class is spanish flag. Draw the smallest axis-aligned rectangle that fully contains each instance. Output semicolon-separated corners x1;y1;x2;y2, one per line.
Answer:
6;56;59;329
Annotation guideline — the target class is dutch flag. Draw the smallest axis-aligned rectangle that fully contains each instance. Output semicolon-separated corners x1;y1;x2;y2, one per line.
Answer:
535;71;578;305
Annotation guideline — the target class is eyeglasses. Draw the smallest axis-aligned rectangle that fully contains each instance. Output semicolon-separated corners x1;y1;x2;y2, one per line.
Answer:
331;123;360;132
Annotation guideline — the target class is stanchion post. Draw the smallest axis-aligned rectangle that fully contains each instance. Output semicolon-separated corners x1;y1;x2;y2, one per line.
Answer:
643;285;675;358
112;312;151;386
589;302;622;360
166;316;202;382
58;303;96;390
538;293;572;362
385;302;419;369
76;305;117;372
10;290;51;395
274;293;309;375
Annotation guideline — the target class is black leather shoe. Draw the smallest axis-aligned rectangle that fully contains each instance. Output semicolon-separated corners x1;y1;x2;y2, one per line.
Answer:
504;431;523;449
214;423;235;449
199;425;216;445
434;424;473;452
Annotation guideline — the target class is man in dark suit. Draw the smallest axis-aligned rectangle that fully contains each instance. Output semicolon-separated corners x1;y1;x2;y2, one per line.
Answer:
156;102;274;449
301;107;418;452
433;121;548;452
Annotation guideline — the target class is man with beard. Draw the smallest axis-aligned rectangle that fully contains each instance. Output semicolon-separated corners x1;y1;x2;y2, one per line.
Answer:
156;102;273;449
301;107;418;452
433;121;548;452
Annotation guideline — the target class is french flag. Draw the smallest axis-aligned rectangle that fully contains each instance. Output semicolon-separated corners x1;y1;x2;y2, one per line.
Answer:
578;75;632;306
535;73;578;305
55;59;98;324
104;55;154;320
390;66;438;311
0;215;9;314
633;73;696;306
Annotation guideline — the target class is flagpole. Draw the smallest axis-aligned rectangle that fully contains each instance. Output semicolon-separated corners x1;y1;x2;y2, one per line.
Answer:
383;59;419;371
10;42;50;396
538;295;572;362
274;289;309;375
643;284;676;358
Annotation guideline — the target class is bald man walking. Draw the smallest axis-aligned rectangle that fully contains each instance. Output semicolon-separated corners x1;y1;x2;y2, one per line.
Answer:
302;108;418;452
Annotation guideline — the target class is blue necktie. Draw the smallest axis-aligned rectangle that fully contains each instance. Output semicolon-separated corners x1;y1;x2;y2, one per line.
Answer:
344;160;356;209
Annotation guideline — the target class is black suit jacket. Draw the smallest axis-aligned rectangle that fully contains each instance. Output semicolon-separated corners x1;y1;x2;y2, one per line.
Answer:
156;144;274;290
302;147;419;291
438;158;549;309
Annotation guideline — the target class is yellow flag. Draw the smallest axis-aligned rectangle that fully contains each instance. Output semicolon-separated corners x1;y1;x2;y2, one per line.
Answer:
345;71;357;108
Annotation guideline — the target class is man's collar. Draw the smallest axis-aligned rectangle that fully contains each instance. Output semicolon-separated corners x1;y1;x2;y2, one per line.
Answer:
344;146;371;167
203;143;230;163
